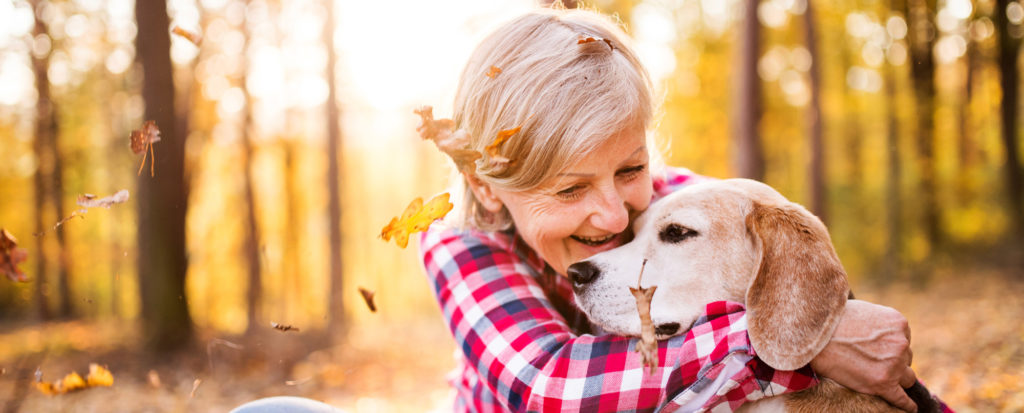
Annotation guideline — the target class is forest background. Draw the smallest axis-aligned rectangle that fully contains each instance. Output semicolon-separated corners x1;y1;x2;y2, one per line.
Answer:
0;0;1022;411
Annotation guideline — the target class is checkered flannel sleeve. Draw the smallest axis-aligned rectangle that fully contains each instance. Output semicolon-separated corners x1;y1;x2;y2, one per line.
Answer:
419;225;818;412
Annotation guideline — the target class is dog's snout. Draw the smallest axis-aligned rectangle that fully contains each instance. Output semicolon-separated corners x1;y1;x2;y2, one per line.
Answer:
568;261;600;287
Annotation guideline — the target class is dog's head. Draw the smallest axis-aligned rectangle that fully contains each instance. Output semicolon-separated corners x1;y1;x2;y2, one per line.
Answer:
569;178;849;370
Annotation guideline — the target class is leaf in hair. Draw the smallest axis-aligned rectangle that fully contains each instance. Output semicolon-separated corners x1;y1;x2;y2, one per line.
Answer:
485;126;520;167
414;106;482;174
629;259;659;374
380;192;454;248
485;65;502;78
577;36;613;50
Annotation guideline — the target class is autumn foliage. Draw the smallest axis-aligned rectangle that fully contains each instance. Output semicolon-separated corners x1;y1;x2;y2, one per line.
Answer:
380;193;454;248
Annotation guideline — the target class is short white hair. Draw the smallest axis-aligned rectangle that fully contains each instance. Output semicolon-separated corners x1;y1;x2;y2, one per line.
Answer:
451;7;656;230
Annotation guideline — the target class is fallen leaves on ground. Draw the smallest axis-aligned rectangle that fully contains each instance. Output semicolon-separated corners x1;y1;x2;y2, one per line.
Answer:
380;192;453;248
0;228;28;282
358;287;377;312
130;120;161;177
414;106;482;175
171;25;202;46
629;258;658;374
35;363;113;395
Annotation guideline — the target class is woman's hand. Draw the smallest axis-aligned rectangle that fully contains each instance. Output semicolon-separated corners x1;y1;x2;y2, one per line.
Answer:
809;299;919;412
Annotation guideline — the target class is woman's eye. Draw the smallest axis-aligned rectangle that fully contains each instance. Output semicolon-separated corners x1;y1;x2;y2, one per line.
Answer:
556;185;585;200
618;164;646;179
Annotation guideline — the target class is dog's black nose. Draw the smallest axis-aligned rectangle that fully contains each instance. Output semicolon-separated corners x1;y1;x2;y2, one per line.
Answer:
568;261;600;286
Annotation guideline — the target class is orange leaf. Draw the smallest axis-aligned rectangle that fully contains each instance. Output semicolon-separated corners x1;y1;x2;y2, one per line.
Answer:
171;25;202;46
485;65;502;78
629;259;658;374
485;126;521;166
577;36;613;50
86;364;113;387
130;121;161;177
0;228;27;282
414;106;482;174
380;193;454;248
358;287;377;312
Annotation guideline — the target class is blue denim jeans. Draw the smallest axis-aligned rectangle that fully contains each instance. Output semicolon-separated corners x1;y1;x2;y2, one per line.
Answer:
230;396;343;413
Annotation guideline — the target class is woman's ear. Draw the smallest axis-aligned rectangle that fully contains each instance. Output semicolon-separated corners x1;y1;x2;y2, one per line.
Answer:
465;174;505;213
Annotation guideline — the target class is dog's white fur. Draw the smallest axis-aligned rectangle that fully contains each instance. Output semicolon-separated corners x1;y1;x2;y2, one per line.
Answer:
572;178;902;412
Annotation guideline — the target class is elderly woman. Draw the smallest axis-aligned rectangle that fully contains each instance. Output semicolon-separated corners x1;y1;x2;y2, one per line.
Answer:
418;6;927;413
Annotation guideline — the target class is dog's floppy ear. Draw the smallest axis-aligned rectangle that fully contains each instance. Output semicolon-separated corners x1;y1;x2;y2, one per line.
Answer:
745;201;849;371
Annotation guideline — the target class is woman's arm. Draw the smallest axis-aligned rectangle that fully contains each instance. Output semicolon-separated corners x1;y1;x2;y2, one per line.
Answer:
420;225;816;411
810;299;919;412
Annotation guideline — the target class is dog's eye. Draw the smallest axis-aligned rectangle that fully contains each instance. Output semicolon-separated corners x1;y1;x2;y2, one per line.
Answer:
659;223;697;243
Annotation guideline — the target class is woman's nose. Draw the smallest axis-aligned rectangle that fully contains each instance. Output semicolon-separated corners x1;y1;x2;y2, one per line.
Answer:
589;187;629;233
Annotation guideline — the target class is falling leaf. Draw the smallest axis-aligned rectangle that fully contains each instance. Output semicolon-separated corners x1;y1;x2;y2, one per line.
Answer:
35;365;112;396
358;287;377;312
414;106;482;175
130;120;161;177
0;228;28;282
629;259;658;375
271;322;299;332
380;192;454;248
189;378;202;399
147;369;162;389
171;25;202;46
77;190;130;209
485;65;502;78
484;126;521;167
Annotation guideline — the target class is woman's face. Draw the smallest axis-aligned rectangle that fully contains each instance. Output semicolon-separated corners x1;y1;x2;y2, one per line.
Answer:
490;128;653;276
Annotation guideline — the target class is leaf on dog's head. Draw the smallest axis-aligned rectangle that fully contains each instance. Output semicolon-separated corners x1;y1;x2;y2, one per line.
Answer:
358;287;377;312
629;258;658;375
485;65;502;78
0;228;28;282
414;106;482;175
380;192;454;248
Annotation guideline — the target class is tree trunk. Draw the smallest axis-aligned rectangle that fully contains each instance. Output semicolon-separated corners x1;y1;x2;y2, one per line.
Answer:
884;2;905;278
135;0;193;351
30;0;56;321
802;0;826;223
241;0;265;335
956;33;977;203
906;0;941;246
324;0;345;333
995;0;1024;235
734;0;765;180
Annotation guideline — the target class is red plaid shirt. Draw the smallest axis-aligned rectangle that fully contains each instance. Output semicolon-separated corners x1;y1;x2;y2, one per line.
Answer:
418;167;932;412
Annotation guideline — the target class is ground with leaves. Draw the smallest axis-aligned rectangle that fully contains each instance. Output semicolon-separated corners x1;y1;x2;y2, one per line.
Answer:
1;267;1022;412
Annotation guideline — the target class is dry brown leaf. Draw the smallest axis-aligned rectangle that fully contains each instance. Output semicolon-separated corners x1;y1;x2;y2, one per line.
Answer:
0;228;28;282
189;378;202;399
271;322;299;332
171;25;202;46
629;258;658;374
130;120;161;177
414;106;482;175
577;36;613;50
77;190;130;209
358;287;377;312
484;126;521;167
380;192;454;248
485;65;502;78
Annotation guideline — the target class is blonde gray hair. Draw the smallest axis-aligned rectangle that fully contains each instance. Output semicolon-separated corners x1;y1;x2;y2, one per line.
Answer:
451;7;656;231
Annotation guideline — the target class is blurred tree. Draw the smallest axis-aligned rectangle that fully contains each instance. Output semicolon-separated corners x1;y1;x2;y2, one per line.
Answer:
324;0;345;333
885;2;907;276
135;0;193;351
241;0;265;335
30;0;74;320
734;0;765;180
956;16;979;203
803;0;826;222
906;0;941;246
994;0;1024;236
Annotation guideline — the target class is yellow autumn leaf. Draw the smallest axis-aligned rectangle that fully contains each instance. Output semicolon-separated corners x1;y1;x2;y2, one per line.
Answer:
380;193;454;248
35;381;59;396
60;371;87;392
485;126;521;166
86;363;113;387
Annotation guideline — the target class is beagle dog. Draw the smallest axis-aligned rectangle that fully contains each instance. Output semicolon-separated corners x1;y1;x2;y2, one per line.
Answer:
568;178;938;412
